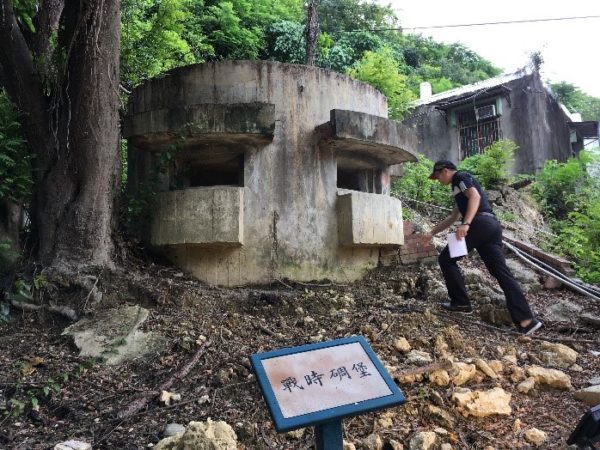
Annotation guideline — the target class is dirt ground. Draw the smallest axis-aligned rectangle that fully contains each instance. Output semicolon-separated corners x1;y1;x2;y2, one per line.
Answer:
0;251;599;450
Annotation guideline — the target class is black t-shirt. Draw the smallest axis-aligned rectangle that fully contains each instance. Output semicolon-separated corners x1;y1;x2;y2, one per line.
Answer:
451;171;493;218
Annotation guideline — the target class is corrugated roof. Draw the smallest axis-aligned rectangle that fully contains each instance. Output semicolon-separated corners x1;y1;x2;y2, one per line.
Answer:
415;68;531;107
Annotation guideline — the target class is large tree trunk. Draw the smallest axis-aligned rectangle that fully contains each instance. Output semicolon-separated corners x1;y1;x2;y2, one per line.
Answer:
0;0;120;270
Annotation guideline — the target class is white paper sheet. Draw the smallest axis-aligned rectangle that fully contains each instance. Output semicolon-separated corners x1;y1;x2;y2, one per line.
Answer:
447;232;468;258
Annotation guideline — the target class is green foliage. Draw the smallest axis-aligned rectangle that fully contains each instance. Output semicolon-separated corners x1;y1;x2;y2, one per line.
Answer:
318;0;397;33
199;0;303;61
123;144;181;235
321;31;384;72
397;35;500;95
5;358;97;419
556;198;600;283
264;20;306;63
549;81;600;122
347;47;416;119
496;211;518;223
532;150;600;283
0;91;32;203
12;0;37;32
121;0;207;89
391;154;454;210
532;150;597;220
459;139;518;189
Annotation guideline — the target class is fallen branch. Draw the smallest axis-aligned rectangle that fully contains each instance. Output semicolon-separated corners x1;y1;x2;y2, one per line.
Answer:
254;323;277;337
116;340;211;420
10;299;78;321
392;360;452;378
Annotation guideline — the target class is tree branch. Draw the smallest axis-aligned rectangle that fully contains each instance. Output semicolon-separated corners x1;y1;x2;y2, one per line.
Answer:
0;0;47;119
32;0;65;66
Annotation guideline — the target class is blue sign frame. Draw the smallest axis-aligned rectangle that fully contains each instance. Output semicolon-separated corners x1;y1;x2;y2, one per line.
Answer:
250;335;405;432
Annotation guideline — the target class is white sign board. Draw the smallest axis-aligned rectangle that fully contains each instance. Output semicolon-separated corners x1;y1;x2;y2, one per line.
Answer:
261;341;392;418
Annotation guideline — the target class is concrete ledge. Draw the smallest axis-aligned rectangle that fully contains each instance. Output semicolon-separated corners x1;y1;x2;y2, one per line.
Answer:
151;187;244;247
337;191;404;246
318;109;418;166
124;102;275;152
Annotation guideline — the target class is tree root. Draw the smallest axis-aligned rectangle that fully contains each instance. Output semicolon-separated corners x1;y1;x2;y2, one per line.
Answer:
10;299;78;321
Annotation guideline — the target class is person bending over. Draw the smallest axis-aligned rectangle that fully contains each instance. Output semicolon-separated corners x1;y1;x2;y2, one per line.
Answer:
425;160;542;335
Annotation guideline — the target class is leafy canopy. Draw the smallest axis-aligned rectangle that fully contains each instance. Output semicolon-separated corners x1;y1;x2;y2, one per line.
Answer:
347;47;416;119
549;81;600;122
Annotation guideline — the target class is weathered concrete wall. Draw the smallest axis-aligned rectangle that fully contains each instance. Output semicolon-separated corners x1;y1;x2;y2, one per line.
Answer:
505;73;573;173
404;72;573;174
337;191;404;246
404;107;457;163
151;187;244;247
125;61;416;286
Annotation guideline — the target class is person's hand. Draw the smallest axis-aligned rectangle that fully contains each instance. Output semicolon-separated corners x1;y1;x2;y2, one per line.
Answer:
455;224;470;240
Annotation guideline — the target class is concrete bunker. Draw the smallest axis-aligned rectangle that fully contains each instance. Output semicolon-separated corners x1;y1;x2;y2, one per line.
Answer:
124;61;417;286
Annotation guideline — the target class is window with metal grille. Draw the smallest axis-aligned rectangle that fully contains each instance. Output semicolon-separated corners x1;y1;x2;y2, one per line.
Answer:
456;105;502;159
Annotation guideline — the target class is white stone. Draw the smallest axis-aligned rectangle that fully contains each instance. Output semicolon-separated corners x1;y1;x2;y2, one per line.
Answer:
574;385;600;406
409;431;437;450
394;337;412;353
539;342;578;368
451;362;476;386
54;442;92;450
154;419;237;450
163;423;185;438
406;350;433;366
510;366;525;383
362;433;384;450
527;366;572;390
488;360;503;375
517;378;536;394
524;428;547;446
388;439;404;450
429;370;451;387
475;359;498;379
452;387;512;417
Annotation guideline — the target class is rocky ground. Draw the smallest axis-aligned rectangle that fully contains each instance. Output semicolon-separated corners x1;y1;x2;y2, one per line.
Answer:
0;243;599;449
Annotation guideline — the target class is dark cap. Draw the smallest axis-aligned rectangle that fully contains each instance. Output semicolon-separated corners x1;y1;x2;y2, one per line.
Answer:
428;159;457;179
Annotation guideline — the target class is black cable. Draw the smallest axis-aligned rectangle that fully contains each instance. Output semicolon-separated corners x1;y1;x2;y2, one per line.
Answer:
337;15;600;34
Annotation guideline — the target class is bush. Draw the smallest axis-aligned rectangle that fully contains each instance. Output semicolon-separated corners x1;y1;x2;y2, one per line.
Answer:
458;139;517;189
532;150;600;283
391;154;454;214
532;150;597;220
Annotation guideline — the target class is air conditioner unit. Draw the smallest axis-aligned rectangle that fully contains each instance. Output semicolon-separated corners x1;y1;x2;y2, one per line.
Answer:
475;104;497;120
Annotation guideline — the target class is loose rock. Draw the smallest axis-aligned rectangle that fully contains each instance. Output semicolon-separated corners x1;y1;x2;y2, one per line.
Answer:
154;419;237;450
538;342;578;369
574;385;600;406
452;387;512;417
524;428;547;447
409;431;437;450
54;441;91;450
527;366;572;390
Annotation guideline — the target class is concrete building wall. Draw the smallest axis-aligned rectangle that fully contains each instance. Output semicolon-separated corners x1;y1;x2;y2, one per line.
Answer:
404;72;573;174
125;61;414;285
505;74;572;173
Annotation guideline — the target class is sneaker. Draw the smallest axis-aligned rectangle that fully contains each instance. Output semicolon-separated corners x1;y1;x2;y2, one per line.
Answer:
441;301;473;314
519;319;543;335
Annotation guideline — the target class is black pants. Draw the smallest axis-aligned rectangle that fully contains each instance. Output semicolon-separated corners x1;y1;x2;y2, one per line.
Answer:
438;214;533;323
